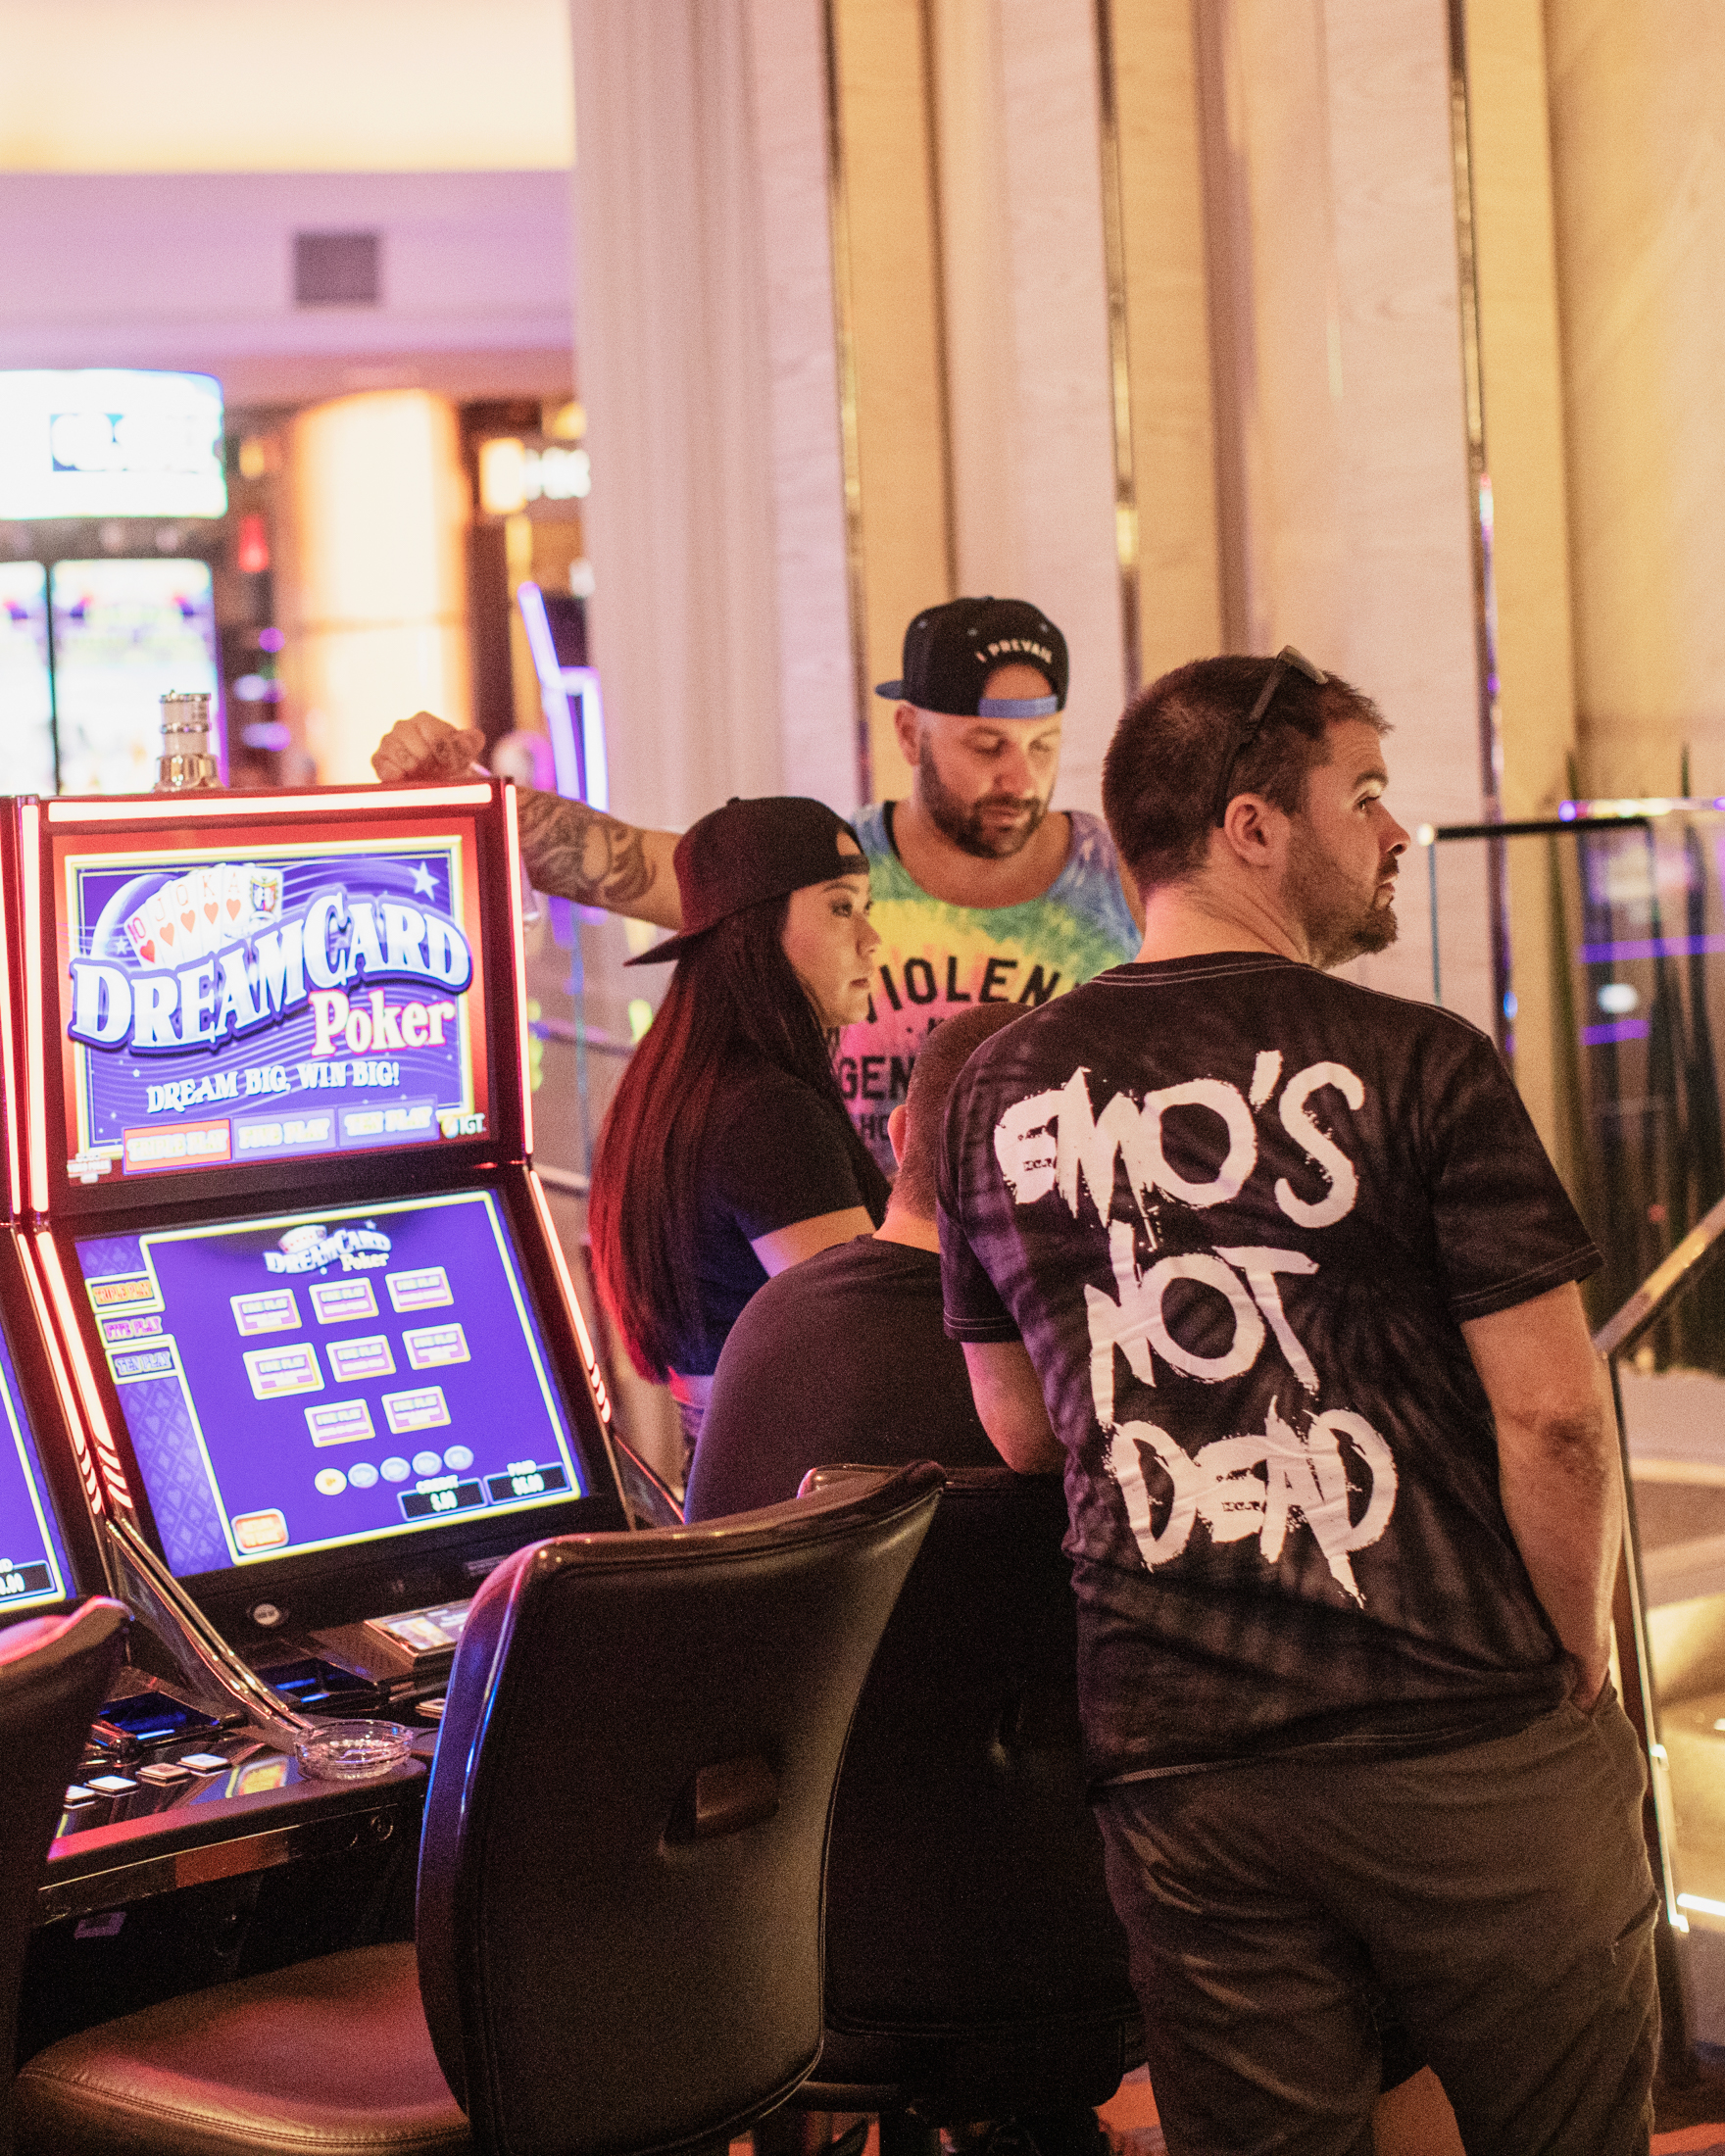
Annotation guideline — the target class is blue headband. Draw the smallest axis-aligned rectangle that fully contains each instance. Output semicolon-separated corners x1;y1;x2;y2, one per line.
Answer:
976;695;1060;718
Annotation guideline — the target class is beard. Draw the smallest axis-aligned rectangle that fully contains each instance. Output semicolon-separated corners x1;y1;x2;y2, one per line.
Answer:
1286;820;1399;970
917;733;1050;859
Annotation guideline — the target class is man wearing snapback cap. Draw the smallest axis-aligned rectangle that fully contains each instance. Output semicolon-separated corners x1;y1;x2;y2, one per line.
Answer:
371;596;1139;1173
848;597;1139;1170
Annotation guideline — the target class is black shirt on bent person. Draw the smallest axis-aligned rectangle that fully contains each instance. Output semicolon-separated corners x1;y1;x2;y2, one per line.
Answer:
667;1058;890;1379
684;1235;1000;1519
939;954;1601;1784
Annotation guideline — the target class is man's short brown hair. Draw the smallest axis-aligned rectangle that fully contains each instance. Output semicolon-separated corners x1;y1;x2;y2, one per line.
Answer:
1102;655;1388;896
893;1003;1025;1217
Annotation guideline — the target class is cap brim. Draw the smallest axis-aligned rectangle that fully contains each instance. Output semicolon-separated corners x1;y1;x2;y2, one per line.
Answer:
873;679;906;700
622;926;709;966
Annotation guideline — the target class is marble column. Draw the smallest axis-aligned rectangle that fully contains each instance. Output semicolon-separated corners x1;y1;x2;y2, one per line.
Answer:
827;0;953;801
1109;0;1223;686
930;0;1124;812
566;0;854;829
279;389;471;786
1198;0;1494;1033
1461;0;1579;1165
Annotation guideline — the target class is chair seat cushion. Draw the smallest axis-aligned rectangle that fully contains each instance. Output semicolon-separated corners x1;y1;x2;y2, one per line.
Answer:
16;1939;469;2156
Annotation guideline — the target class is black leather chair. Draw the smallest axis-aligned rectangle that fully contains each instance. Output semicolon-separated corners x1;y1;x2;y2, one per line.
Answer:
16;1463;944;2156
0;1599;128;2156
794;1468;1144;2138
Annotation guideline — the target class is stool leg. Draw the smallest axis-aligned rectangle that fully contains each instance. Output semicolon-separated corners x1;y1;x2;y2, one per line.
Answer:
879;2112;941;2156
757;2112;841;2156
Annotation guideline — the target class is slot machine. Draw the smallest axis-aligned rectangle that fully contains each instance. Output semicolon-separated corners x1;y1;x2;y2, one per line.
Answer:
15;777;632;1729
0;808;107;1637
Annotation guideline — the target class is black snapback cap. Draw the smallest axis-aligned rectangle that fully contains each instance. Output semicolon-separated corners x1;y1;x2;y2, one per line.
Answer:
874;596;1068;718
624;796;866;966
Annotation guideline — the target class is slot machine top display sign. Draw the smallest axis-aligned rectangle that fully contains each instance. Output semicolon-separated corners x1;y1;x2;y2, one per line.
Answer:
23;783;528;1215
0;370;227;521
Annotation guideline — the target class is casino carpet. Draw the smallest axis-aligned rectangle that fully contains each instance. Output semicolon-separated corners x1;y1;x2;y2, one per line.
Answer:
732;2074;1725;2156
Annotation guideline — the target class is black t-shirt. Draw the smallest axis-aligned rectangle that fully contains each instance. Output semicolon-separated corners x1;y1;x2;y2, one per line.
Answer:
684;1235;999;1519
939;954;1600;1781
671;1060;889;1378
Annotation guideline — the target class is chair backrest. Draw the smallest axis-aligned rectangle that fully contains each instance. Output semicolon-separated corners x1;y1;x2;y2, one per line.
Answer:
416;1459;943;2156
811;1467;1142;2118
0;1600;126;2156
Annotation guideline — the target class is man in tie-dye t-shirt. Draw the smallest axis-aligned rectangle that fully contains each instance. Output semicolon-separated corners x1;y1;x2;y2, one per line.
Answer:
371;594;1139;1175
839;597;1140;1172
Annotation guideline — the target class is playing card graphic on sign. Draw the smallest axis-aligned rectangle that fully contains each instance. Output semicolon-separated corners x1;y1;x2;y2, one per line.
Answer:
121;862;282;970
60;836;487;1181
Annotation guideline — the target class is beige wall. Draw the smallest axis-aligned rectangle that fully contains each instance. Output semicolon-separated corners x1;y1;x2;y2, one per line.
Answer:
1548;0;1725;802
0;0;574;172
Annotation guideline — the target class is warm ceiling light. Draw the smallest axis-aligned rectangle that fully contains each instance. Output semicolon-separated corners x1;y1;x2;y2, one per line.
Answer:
547;400;586;440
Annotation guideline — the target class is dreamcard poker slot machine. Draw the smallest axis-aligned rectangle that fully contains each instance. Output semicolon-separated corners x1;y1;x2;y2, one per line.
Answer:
15;777;634;1746
0;808;437;2051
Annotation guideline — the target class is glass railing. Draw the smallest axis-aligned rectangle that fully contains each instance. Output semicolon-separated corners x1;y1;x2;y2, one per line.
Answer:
1599;1202;1725;2061
1426;800;1725;1342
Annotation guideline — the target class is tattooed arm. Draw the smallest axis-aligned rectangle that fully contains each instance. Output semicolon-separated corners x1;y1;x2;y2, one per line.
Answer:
372;711;683;928
514;785;681;925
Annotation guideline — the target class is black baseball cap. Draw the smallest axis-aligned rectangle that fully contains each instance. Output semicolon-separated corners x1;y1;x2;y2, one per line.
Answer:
624;796;867;966
874;596;1068;718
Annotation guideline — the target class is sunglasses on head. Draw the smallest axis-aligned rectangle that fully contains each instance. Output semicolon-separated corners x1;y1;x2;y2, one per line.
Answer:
1211;646;1328;827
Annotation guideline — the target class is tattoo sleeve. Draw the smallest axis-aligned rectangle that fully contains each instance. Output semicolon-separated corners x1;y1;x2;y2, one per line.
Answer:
514;786;659;910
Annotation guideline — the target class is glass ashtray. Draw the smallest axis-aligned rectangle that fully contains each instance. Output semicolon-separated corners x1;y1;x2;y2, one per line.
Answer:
294;1719;415;1782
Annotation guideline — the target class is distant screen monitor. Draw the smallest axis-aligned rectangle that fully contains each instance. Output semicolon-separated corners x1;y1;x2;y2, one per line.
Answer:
0;370;226;521
0;563;55;794
76;1189;583;1579
50;560;221;797
54;815;491;1188
0;1310;75;1622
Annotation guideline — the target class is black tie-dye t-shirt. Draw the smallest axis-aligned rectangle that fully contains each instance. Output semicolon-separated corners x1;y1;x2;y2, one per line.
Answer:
938;954;1599;1781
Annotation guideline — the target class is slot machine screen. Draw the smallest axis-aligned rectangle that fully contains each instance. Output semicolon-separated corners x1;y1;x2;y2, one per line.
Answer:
75;1188;584;1584
0;1304;76;1623
44;810;495;1195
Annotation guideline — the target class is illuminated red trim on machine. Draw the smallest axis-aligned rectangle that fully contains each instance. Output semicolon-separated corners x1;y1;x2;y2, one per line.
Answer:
43;784;491;825
526;1168;611;1427
18;1233;108;1519
0;871;21;1221
504;783;535;1162
19;802;49;1215
33;1233;136;1516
